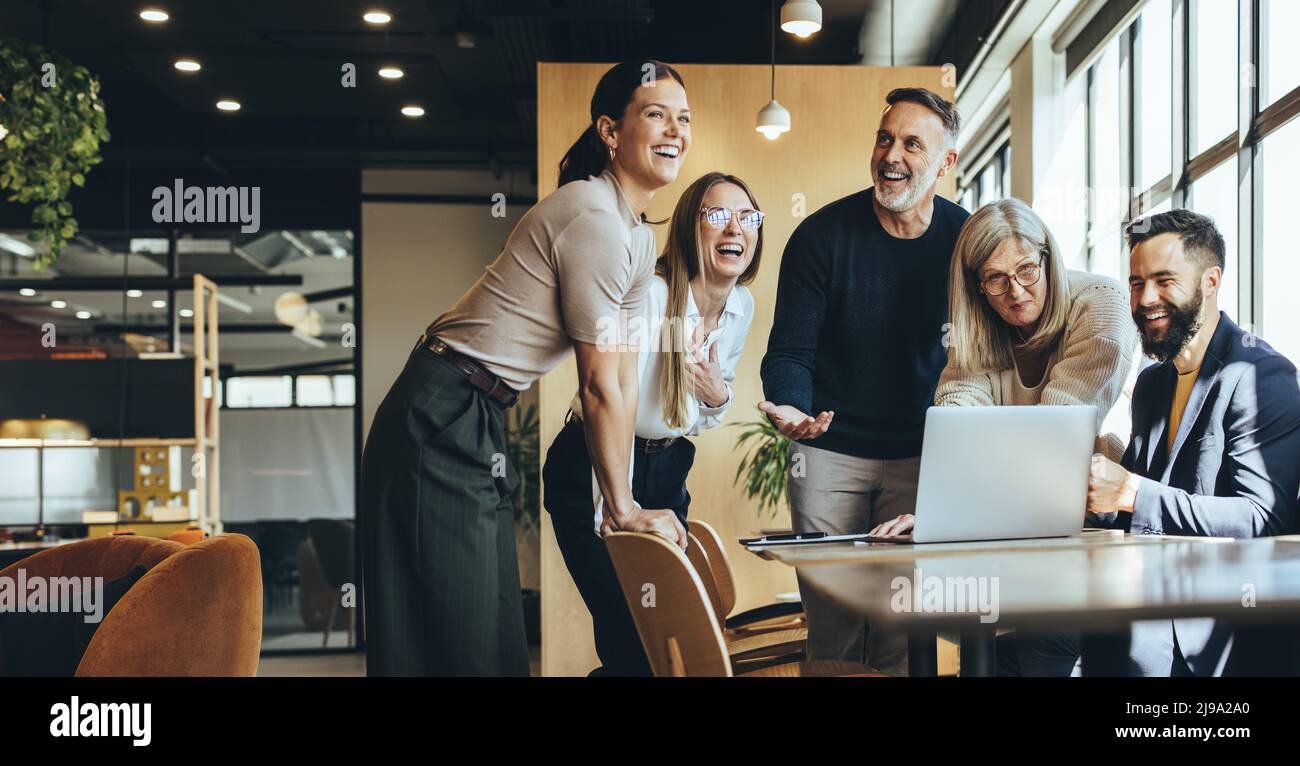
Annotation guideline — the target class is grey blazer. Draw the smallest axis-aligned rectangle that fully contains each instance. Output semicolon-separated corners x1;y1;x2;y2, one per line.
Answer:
1112;313;1300;675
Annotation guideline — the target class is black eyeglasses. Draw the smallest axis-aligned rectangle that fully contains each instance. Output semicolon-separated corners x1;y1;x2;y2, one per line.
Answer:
980;256;1046;296
701;206;765;231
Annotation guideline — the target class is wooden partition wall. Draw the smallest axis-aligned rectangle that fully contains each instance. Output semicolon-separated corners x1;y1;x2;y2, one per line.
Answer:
537;63;956;676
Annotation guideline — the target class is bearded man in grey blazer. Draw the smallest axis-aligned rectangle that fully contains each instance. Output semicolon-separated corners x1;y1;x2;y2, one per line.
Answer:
1087;209;1300;676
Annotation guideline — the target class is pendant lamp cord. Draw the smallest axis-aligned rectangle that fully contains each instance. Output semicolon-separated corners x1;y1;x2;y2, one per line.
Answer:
770;0;776;100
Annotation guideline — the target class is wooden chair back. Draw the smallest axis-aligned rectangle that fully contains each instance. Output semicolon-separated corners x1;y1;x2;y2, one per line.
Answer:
605;532;731;677
685;532;727;619
687;519;737;616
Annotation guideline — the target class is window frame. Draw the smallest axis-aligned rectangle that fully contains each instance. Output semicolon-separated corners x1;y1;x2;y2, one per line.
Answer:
1081;0;1300;336
220;372;355;410
957;126;1012;211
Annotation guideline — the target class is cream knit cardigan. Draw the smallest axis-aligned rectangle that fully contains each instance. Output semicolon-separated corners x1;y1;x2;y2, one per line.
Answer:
934;270;1142;461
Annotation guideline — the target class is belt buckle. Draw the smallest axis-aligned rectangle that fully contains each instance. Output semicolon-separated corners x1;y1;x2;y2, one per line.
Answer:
486;375;509;404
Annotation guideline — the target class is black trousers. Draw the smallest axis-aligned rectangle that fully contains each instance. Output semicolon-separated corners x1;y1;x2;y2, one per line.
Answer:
543;418;695;676
361;343;529;676
996;631;1081;676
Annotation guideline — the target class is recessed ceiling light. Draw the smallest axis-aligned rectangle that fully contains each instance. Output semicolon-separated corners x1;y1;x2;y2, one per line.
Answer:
174;59;201;72
126;289;143;298
179;308;194;318
19;288;36;297
0;233;36;257
51;300;67;309
152;299;167;308
139;8;169;23
75;310;92;319
216;99;241;112
363;10;392;24
401;105;425;118
378;66;404;80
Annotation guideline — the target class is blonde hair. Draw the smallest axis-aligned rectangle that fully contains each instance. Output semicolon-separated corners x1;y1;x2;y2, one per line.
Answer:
656;173;763;430
946;198;1071;373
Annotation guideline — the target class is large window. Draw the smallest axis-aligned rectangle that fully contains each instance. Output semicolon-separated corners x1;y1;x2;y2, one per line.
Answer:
1189;0;1238;155
1088;40;1125;281
225;376;293;408
1261;116;1300;361
1076;0;1300;345
1136;0;1172;193
958;138;1011;212
224;373;355;409
1262;0;1300;108
1187;157;1238;320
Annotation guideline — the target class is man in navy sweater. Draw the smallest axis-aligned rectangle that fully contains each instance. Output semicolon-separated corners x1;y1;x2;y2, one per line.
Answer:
760;87;969;675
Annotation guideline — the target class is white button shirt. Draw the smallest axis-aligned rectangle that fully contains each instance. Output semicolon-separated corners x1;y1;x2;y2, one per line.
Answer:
570;275;756;529
569;275;754;437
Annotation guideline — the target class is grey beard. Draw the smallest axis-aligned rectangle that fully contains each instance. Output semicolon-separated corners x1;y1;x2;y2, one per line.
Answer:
873;167;939;212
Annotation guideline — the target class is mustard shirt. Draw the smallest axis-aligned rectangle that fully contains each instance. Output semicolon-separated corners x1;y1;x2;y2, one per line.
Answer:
1167;367;1201;452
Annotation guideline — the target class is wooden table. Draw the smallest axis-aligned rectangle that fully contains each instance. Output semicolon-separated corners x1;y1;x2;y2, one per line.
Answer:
746;533;1300;675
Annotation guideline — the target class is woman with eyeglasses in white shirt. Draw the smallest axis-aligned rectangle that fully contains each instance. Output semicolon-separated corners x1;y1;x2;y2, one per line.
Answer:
543;171;765;676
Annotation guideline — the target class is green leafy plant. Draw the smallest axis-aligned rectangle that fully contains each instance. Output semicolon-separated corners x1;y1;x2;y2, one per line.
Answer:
504;402;540;532
732;414;791;518
0;38;110;269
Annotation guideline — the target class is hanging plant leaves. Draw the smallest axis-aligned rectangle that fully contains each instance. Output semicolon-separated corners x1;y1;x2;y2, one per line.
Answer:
0;37;110;269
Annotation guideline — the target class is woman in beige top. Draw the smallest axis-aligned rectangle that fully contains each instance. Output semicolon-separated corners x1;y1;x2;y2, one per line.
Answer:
872;196;1139;675
361;60;691;677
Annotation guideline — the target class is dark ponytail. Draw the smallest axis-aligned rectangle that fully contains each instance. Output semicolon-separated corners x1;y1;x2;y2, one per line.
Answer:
557;60;685;187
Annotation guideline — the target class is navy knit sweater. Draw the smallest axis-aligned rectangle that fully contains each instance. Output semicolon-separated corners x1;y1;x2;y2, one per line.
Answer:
760;189;969;459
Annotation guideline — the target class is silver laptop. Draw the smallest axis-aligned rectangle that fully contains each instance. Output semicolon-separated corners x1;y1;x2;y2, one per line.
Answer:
907;405;1097;544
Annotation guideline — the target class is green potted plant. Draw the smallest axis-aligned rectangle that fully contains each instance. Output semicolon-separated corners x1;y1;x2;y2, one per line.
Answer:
732;413;792;518
504;401;541;645
504;402;540;532
0;38;110;269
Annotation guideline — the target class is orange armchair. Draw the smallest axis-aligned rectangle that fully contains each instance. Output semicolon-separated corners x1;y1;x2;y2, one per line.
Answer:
0;534;263;676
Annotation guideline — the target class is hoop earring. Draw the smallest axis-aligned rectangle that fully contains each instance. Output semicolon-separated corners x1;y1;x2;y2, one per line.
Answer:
608;146;616;161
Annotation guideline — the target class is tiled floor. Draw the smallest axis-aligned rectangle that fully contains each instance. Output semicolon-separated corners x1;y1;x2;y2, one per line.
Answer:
257;652;367;677
256;647;542;677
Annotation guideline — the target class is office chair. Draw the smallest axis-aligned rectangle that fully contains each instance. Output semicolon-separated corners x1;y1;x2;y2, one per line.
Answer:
605;531;886;677
685;532;806;668
687;519;806;633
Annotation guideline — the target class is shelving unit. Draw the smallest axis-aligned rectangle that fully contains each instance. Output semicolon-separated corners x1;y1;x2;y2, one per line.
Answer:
193;274;221;535
0;274;222;536
0;438;196;449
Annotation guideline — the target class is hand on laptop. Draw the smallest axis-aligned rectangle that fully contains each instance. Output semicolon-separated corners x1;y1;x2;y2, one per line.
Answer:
758;401;834;440
869;514;914;537
1086;453;1141;515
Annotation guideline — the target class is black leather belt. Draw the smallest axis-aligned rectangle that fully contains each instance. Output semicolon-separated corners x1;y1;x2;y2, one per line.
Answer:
421;334;519;408
566;410;678;454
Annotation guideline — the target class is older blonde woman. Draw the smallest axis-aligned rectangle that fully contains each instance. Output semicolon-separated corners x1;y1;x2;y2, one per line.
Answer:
936;197;1139;451
876;198;1139;534
873;196;1140;675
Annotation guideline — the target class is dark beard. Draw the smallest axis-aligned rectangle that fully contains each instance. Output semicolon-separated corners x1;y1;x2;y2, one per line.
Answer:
1135;285;1204;362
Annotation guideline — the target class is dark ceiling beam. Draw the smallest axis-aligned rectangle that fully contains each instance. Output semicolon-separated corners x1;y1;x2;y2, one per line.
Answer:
93;322;342;339
483;1;654;22
302;286;354;303
118;45;446;63
99;149;535;171
233;357;355;376
0;276;303;291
